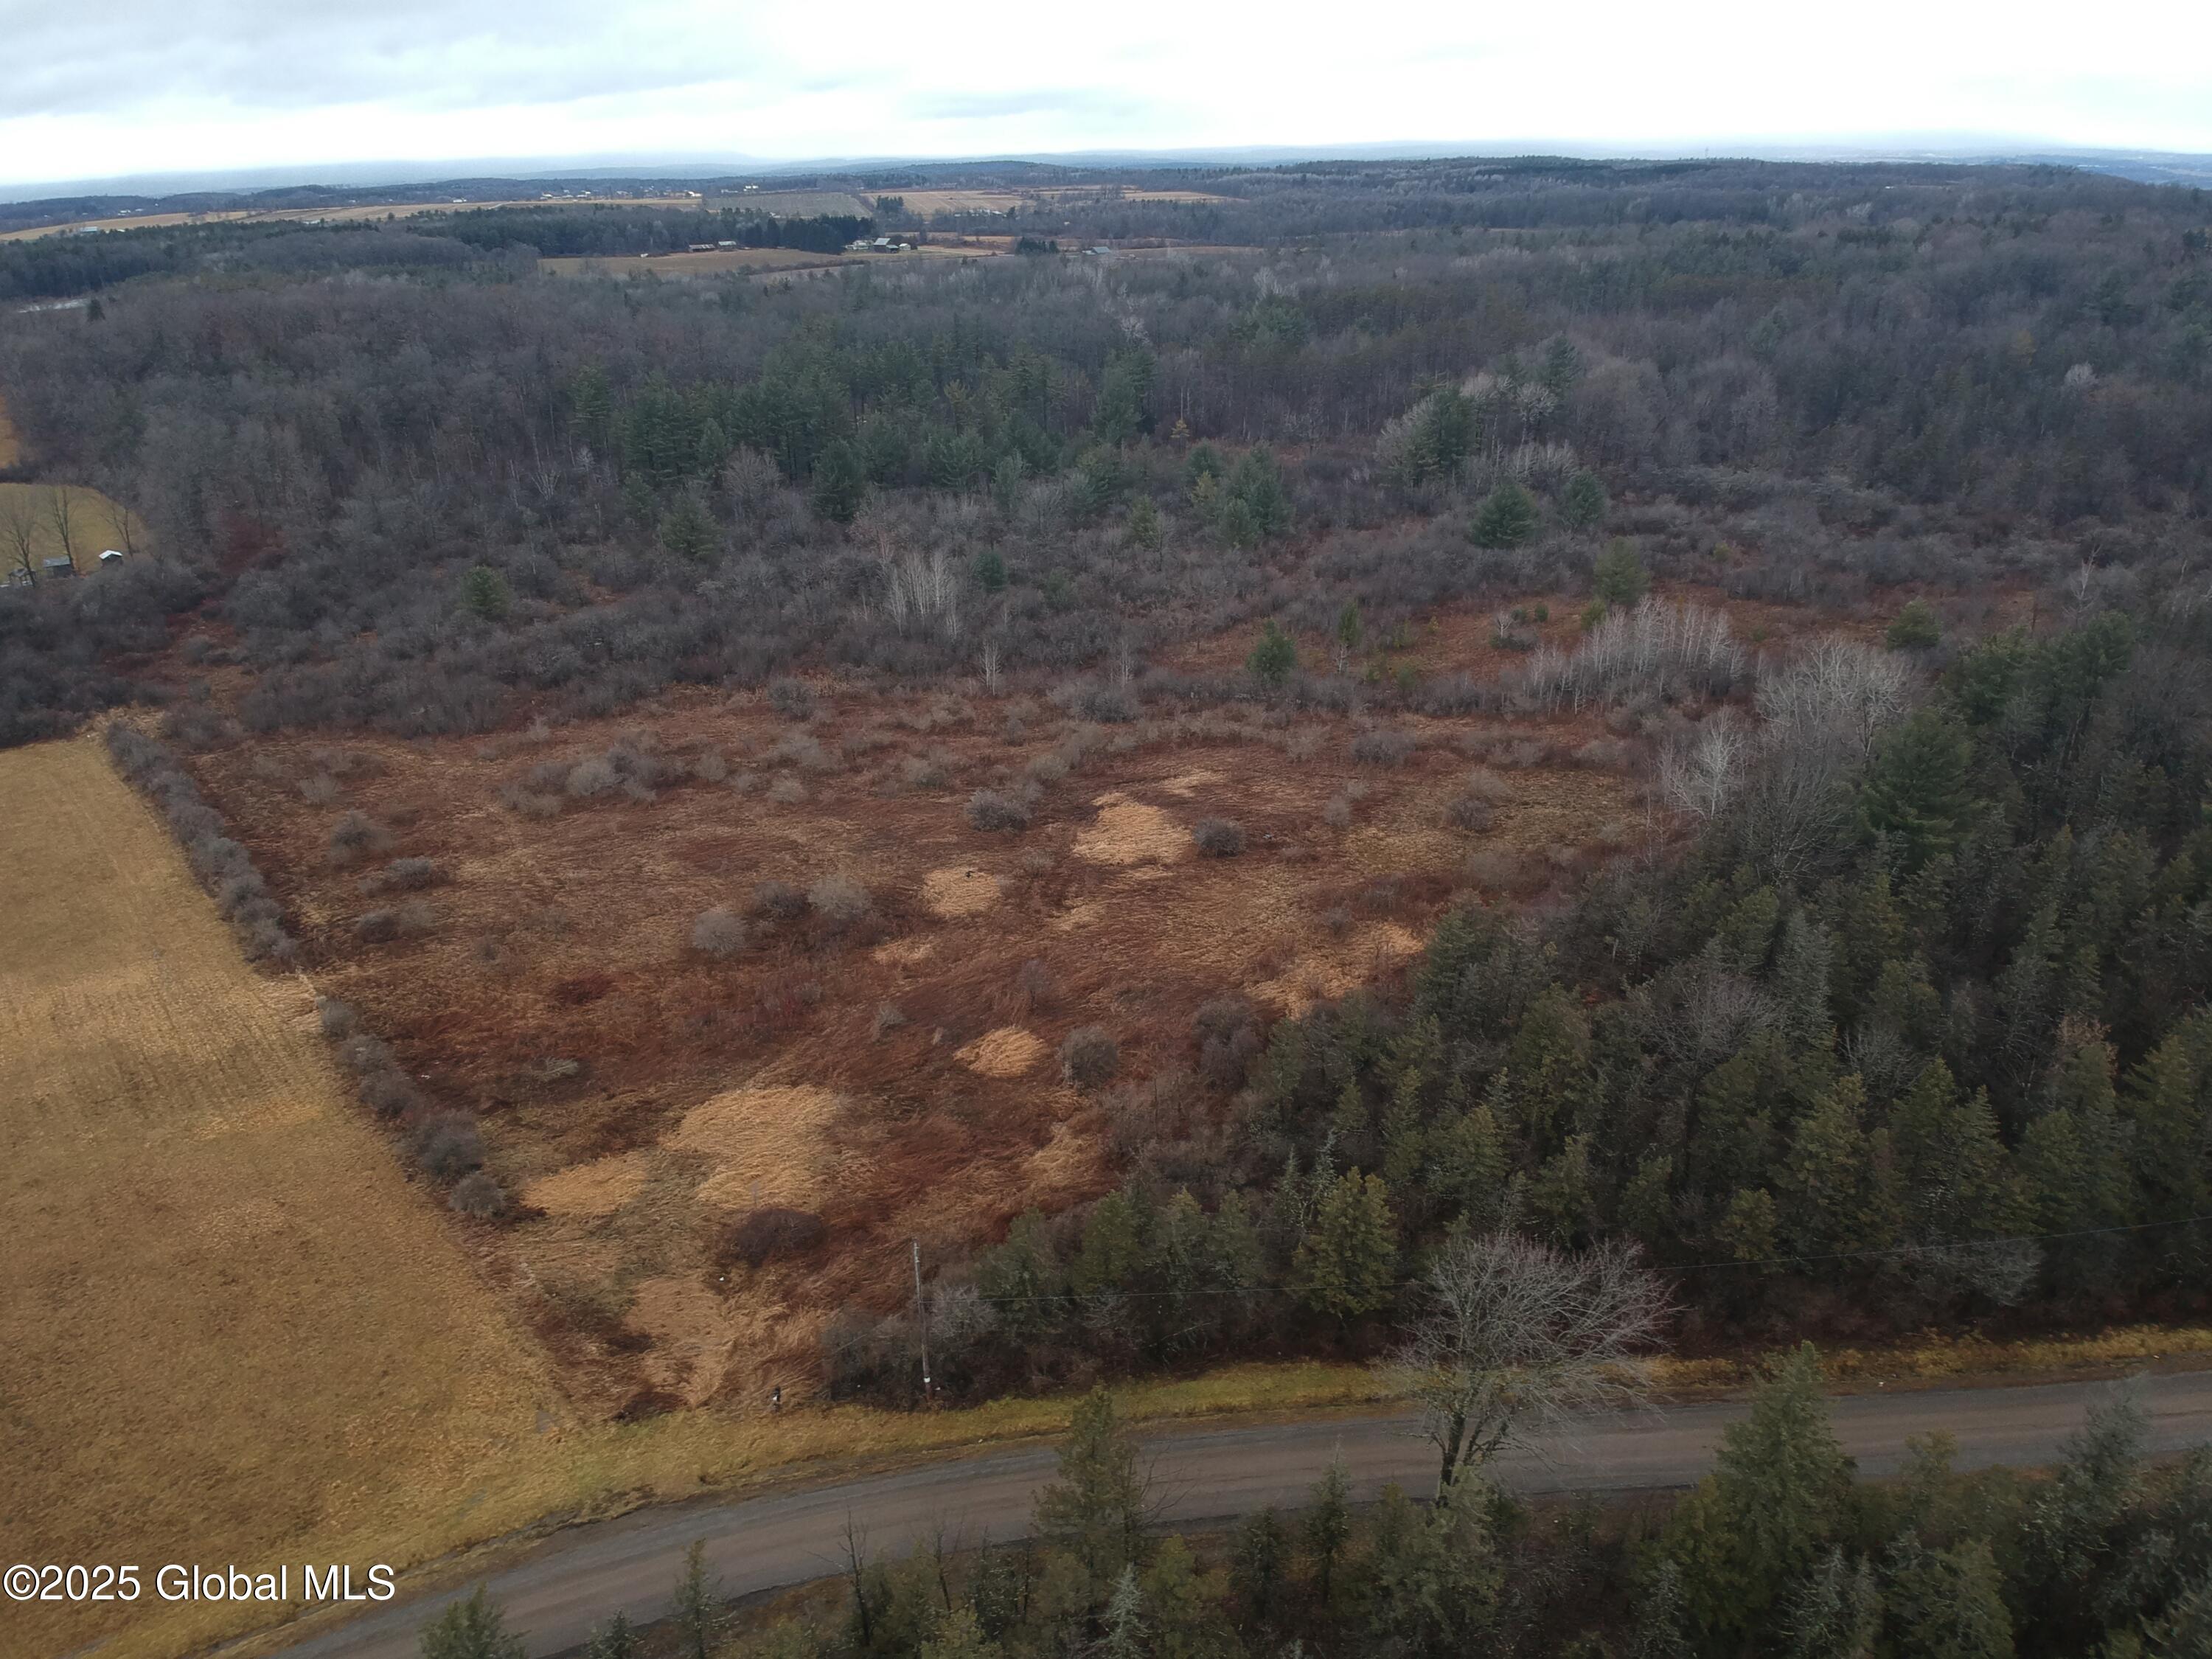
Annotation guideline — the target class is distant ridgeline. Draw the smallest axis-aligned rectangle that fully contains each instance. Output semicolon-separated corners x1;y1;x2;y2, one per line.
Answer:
0;207;874;302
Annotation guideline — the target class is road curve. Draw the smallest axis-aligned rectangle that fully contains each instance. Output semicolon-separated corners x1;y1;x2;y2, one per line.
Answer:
265;1371;2212;1659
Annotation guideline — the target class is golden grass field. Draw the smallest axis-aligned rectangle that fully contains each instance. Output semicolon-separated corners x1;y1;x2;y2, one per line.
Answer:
0;737;566;1658
0;392;19;468
0;481;147;571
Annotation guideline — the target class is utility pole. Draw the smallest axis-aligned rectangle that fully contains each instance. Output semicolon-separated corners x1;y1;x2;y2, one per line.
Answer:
911;1239;932;1403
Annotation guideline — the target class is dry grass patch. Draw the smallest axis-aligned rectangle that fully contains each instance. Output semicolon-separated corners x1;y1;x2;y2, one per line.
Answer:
0;736;560;1659
522;1151;653;1218
922;865;1001;918
1074;791;1189;866
958;1026;1050;1077
678;1083;846;1210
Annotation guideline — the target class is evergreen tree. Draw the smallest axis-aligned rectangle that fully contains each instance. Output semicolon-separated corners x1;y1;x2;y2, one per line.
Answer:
1881;1539;2013;1659
1561;469;1610;530
1290;1169;1398;1319
811;439;867;524
1859;710;1976;870
1593;538;1649;605
1229;1508;1288;1625
1470;481;1540;549
1126;495;1163;550
1248;620;1297;688
1778;1548;1882;1659
458;564;512;622
671;1540;724;1659
1303;1458;1354;1609
1034;1390;1150;1600
420;1587;526;1659
581;1613;639;1659
1887;599;1944;650
659;492;717;562
973;547;1008;592
919;1604;1001;1659
1662;1346;1854;1642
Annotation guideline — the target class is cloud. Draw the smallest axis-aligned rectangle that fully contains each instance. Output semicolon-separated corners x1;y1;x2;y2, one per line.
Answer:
0;0;2208;187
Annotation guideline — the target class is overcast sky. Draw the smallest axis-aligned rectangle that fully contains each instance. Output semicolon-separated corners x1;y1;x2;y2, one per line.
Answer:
5;0;2211;190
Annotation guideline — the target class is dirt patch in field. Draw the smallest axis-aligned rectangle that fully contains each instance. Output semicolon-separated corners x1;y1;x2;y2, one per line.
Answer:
924;865;1001;917
958;1026;1050;1077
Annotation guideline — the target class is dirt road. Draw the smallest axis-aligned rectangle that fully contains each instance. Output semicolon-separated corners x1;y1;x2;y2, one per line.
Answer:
262;1370;2212;1659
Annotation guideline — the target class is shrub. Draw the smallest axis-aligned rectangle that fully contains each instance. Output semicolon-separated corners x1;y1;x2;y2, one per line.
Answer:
1193;817;1246;856
1462;765;1517;804
339;1032;396;1074
299;773;340;806
363;855;437;894
448;1171;509;1219
566;755;620;798
1350;726;1415;767
1444;794;1495;831
768;776;807;804
768;678;818;720
752;879;805;919
692;906;748;957
358;1068;423;1119
1323;795;1354;830
327;810;392;863
410;1111;485;1183
355;901;434;943
1051;678;1138;723
1193;994;1263;1087
967;788;1032;830
714;1208;829;1270
808;873;872;923
1062;1026;1120;1088
872;1002;907;1038
1017;958;1056;1010
316;996;358;1040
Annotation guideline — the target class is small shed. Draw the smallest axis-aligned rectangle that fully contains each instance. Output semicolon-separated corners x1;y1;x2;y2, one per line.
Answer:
99;549;125;563
43;557;76;580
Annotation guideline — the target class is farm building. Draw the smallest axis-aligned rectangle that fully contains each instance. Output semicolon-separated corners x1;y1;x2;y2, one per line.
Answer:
42;557;75;579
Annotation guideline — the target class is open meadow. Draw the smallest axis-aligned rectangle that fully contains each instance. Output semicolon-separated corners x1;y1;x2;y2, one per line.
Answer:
0;479;147;571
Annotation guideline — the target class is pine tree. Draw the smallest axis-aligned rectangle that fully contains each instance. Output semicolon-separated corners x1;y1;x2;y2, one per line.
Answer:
1304;1458;1354;1609
671;1540;723;1659
1778;1547;1882;1659
1229;1508;1288;1625
1663;1349;1854;1643
1291;1169;1398;1320
1470;481;1540;549
810;439;867;524
1034;1389;1150;1599
1126;495;1162;550
919;1604;1001;1659
419;1587;526;1659
1593;538;1649;605
1561;469;1610;531
1859;710;1975;870
1776;1074;1888;1259
1880;1538;2012;1659
1248;620;1297;688
458;564;512;622
582;1612;639;1659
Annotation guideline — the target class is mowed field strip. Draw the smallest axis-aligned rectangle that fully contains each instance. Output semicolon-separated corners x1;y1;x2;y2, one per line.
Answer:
0;737;565;1659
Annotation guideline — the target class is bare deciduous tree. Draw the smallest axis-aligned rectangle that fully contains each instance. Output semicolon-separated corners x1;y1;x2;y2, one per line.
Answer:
47;484;78;574
0;489;38;582
1385;1232;1672;1495
1659;714;1748;821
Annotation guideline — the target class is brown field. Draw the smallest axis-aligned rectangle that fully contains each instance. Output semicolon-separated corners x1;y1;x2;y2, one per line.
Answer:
0;480;149;570
724;189;875;217
0;197;719;242
541;247;856;279
0;390;20;468
0;737;563;1659
181;640;1653;1419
